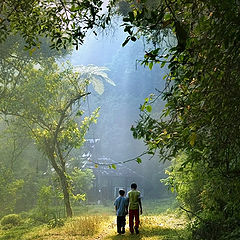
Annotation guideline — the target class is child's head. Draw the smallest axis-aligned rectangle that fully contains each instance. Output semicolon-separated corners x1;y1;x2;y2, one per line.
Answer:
131;182;137;190
119;189;125;196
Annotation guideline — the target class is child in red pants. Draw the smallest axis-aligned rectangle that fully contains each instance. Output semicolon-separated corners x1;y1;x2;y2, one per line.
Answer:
126;183;142;234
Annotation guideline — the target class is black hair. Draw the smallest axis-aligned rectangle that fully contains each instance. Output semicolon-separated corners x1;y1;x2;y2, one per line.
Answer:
119;189;125;196
131;183;137;189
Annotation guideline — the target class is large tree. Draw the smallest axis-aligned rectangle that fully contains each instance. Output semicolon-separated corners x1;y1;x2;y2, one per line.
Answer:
0;58;102;217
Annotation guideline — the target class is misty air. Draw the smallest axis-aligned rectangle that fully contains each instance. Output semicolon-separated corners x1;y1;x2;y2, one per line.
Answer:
0;1;239;240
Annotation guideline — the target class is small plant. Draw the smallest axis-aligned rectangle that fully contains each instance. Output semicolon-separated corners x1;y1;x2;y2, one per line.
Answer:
48;218;64;228
1;214;21;229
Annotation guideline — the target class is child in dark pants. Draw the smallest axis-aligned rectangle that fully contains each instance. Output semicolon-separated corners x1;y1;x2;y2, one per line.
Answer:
114;189;128;234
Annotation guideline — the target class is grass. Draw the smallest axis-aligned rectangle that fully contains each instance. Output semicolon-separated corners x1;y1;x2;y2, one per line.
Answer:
73;202;115;216
0;215;111;240
143;198;178;215
105;213;188;240
0;198;189;240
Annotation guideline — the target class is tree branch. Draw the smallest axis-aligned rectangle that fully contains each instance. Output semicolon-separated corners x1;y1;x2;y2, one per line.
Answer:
179;205;203;220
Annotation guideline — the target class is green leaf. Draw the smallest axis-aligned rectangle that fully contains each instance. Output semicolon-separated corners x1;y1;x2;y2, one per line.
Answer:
189;132;197;146
111;164;116;169
163;74;168;80
163;108;170;117
149;61;153;70
76;110;84;116
146;105;152;112
166;134;171;139
148;151;155;155
136;157;142;164
161;61;166;68
29;47;37;56
140;104;145;111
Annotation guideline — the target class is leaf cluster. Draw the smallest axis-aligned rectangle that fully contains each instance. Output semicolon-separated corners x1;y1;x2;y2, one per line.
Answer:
0;0;105;49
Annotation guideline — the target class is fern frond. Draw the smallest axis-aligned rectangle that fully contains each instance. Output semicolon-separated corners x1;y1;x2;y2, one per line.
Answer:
74;65;115;94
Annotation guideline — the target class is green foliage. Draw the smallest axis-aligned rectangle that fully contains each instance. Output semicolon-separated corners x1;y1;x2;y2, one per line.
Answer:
1;214;21;228
0;53;105;217
0;0;104;49
37;186;54;211
0;1;114;221
163;152;204;214
30;185;62;224
70;167;95;202
111;164;116;169
0;165;24;218
47;218;65;229
136;157;142;164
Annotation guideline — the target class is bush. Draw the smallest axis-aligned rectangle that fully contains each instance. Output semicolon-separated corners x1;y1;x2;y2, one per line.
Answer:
48;218;64;228
30;185;62;224
30;208;57;224
190;217;224;240
19;211;29;220
1;214;21;228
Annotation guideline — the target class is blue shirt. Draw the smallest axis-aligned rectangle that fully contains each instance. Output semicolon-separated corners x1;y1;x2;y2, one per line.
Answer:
114;196;128;216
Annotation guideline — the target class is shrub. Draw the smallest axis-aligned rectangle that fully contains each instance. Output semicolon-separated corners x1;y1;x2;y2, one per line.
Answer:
30;208;57;224
1;214;21;227
48;218;65;228
19;211;29;220
30;185;62;224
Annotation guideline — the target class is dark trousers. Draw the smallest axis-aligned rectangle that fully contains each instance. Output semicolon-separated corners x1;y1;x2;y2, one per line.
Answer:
129;209;140;233
117;216;126;233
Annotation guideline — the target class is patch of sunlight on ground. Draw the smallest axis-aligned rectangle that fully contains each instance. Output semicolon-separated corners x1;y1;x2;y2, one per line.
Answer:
0;212;187;240
103;213;187;240
23;215;111;240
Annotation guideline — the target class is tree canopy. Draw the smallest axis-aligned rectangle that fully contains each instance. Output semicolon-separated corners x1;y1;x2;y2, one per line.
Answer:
0;0;105;49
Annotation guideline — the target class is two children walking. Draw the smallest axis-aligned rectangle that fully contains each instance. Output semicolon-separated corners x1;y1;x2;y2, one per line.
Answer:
114;182;142;235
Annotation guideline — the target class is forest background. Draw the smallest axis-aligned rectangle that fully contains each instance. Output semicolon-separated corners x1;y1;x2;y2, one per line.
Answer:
0;0;240;240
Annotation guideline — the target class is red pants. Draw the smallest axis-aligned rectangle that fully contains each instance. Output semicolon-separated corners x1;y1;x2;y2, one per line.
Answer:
129;209;139;233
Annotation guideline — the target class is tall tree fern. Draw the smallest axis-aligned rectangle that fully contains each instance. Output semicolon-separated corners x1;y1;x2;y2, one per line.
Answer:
75;65;115;95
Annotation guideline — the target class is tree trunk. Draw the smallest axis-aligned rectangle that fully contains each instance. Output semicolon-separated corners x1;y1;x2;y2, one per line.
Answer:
59;171;73;218
48;152;73;218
